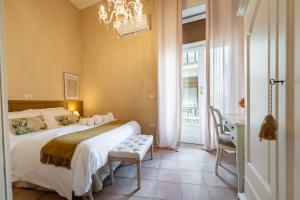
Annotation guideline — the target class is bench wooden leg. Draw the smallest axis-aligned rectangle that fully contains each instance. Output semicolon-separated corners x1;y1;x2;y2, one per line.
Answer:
136;161;141;189
108;158;114;184
150;144;153;160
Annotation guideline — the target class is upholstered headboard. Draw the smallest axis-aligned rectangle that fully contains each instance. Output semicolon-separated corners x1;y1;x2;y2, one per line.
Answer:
8;100;83;115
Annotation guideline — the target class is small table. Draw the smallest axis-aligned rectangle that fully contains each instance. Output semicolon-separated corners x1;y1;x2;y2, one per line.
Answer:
222;114;245;194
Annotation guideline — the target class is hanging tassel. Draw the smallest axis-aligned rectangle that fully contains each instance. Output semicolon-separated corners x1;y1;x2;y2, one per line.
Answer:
259;114;278;141
258;79;279;142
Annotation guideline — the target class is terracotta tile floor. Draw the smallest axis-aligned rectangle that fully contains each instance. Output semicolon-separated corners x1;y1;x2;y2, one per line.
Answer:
13;143;238;200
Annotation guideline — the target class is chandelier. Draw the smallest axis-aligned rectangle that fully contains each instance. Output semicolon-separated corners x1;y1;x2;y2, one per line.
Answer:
98;0;144;31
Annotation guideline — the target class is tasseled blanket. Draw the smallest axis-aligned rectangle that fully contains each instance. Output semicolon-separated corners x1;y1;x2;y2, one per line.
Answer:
40;120;129;169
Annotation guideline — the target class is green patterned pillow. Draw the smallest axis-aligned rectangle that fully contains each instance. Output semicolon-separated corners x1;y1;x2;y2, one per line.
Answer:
55;114;79;126
9;115;48;135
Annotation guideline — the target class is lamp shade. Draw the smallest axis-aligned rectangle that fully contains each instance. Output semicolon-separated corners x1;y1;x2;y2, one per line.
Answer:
73;111;80;117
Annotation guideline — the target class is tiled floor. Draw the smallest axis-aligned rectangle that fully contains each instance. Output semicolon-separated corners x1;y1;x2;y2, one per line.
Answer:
13;143;238;200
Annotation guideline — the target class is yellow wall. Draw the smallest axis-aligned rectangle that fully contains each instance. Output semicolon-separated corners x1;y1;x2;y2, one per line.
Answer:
4;0;82;100
81;2;158;134
4;0;158;134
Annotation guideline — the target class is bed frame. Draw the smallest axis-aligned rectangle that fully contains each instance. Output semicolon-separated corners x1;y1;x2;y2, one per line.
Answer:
8;100;83;115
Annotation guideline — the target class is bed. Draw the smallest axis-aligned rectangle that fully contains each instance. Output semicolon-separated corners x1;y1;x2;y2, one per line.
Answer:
8;101;141;200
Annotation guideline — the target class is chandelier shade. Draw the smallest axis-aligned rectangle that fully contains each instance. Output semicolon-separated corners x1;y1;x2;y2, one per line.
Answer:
98;0;144;31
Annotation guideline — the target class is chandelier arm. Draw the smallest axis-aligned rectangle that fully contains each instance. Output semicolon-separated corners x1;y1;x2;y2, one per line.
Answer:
105;10;117;24
128;1;143;17
108;0;117;8
112;1;118;9
126;8;134;24
127;1;136;8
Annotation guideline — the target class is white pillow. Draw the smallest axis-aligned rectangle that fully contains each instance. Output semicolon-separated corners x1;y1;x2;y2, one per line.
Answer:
36;107;72;128
8;109;41;120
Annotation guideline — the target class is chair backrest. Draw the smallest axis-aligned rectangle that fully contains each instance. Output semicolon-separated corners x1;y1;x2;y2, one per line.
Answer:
208;105;224;141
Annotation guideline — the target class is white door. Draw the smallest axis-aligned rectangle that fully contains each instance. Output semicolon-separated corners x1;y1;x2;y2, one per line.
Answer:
293;1;300;199
244;0;286;199
181;42;206;144
0;0;12;199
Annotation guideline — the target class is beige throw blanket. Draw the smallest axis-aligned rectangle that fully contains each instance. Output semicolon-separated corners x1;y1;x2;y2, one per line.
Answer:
40;120;129;169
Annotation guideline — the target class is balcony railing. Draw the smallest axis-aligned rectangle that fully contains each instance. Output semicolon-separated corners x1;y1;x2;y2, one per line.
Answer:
182;104;199;124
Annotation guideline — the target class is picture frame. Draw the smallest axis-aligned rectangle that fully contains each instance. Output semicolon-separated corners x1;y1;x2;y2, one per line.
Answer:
64;72;80;100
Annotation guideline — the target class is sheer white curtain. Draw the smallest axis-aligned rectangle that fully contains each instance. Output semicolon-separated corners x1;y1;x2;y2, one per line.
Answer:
204;0;244;149
157;0;182;149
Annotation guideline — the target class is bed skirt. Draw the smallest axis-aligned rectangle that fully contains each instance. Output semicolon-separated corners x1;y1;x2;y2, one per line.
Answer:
13;161;121;199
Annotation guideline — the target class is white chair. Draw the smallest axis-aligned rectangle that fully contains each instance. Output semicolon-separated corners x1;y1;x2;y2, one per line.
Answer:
209;105;236;174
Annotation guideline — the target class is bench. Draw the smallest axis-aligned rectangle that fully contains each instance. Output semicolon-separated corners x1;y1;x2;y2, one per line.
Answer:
108;134;154;189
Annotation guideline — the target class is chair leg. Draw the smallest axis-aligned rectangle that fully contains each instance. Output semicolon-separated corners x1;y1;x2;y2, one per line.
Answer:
215;147;222;174
108;158;114;184
137;161;141;189
219;148;223;166
150;144;153;160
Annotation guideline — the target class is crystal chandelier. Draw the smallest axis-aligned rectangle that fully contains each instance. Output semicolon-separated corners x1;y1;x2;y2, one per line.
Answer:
98;0;144;31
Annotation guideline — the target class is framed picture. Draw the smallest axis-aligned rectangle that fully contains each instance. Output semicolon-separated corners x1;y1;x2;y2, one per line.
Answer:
64;72;79;100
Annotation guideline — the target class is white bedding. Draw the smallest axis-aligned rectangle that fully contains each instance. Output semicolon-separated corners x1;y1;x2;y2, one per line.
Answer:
10;121;141;200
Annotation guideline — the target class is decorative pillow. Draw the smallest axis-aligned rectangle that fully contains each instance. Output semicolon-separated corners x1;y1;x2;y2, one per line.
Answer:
37;107;72;128
9;115;48;135
55;114;79;126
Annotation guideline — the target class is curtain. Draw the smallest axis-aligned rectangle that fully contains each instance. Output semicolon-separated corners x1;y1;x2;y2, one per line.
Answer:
157;0;183;149
204;0;244;149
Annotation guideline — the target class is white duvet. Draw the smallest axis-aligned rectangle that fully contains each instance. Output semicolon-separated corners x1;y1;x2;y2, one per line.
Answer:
10;121;141;200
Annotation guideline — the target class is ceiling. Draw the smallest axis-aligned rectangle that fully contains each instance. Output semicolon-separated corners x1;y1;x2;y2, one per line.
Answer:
70;0;102;9
70;0;206;10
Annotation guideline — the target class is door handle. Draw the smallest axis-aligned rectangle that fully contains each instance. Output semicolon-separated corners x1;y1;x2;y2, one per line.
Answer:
200;87;204;95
